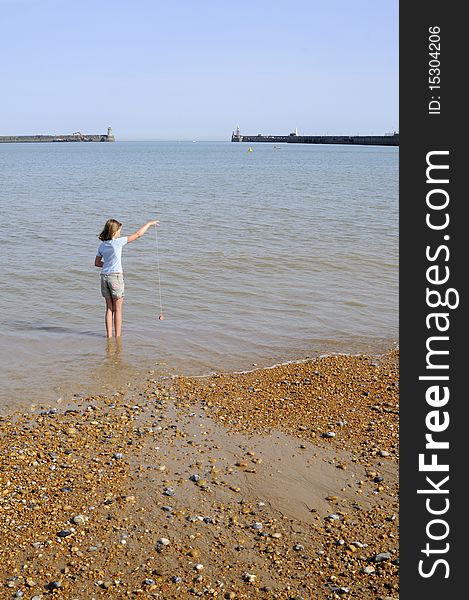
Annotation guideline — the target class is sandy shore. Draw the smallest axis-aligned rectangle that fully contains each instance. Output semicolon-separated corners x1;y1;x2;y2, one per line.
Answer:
0;349;399;599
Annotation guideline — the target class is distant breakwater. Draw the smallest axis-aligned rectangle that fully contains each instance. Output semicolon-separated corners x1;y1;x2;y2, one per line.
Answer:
231;131;399;147
0;127;115;144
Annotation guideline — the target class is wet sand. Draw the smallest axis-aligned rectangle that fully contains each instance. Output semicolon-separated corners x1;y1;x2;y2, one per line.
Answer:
0;349;399;599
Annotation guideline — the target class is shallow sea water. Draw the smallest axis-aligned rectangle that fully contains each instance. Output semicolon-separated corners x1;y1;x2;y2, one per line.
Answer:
0;141;398;411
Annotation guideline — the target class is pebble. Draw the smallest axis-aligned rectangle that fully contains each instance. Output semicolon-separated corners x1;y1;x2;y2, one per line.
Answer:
243;573;256;582
71;514;86;525
157;537;170;546
322;431;336;438
57;528;75;537
46;581;62;590
40;408;58;415
163;486;175;496
373;551;392;562
100;581;113;589
362;566;376;574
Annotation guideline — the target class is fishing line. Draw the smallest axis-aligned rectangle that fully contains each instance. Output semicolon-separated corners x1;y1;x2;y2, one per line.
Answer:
154;224;165;320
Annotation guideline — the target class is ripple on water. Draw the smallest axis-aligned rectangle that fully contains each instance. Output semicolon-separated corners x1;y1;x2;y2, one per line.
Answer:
0;142;398;410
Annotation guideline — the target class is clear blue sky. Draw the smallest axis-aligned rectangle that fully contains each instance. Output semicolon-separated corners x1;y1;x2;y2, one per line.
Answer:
1;0;398;140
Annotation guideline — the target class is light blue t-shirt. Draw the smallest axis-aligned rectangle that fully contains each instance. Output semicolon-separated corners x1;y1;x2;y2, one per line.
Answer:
97;237;128;274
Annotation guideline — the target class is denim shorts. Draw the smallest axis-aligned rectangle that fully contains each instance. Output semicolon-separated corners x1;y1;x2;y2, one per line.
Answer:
101;273;125;299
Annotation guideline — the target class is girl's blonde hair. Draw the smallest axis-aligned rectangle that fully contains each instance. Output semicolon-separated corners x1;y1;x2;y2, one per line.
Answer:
98;218;122;241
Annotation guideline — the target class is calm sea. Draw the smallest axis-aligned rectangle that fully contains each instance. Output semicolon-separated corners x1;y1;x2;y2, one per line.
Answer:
0;141;398;412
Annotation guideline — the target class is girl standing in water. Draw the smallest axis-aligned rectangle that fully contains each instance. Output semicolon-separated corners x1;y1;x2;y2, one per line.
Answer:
95;218;159;337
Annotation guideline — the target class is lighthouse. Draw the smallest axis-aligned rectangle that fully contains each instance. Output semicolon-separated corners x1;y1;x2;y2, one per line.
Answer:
231;125;242;142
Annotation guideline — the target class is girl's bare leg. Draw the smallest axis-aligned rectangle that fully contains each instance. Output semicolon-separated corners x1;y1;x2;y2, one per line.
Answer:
114;298;124;337
105;298;114;338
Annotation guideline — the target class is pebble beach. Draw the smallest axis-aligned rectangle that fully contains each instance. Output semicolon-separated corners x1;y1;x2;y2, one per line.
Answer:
0;348;399;599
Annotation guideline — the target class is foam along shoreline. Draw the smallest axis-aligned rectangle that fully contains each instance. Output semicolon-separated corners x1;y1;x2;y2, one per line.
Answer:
0;348;399;598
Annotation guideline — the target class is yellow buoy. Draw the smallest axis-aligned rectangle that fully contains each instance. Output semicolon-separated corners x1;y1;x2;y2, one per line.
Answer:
248;147;253;152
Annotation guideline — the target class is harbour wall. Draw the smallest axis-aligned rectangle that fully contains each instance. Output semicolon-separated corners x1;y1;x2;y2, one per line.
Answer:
231;133;399;146
0;131;115;143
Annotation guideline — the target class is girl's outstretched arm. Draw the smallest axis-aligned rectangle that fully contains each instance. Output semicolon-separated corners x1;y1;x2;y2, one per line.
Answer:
127;220;159;243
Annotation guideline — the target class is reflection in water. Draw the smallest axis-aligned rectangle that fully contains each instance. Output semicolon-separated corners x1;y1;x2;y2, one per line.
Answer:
86;337;145;398
105;337;124;363
97;337;128;387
